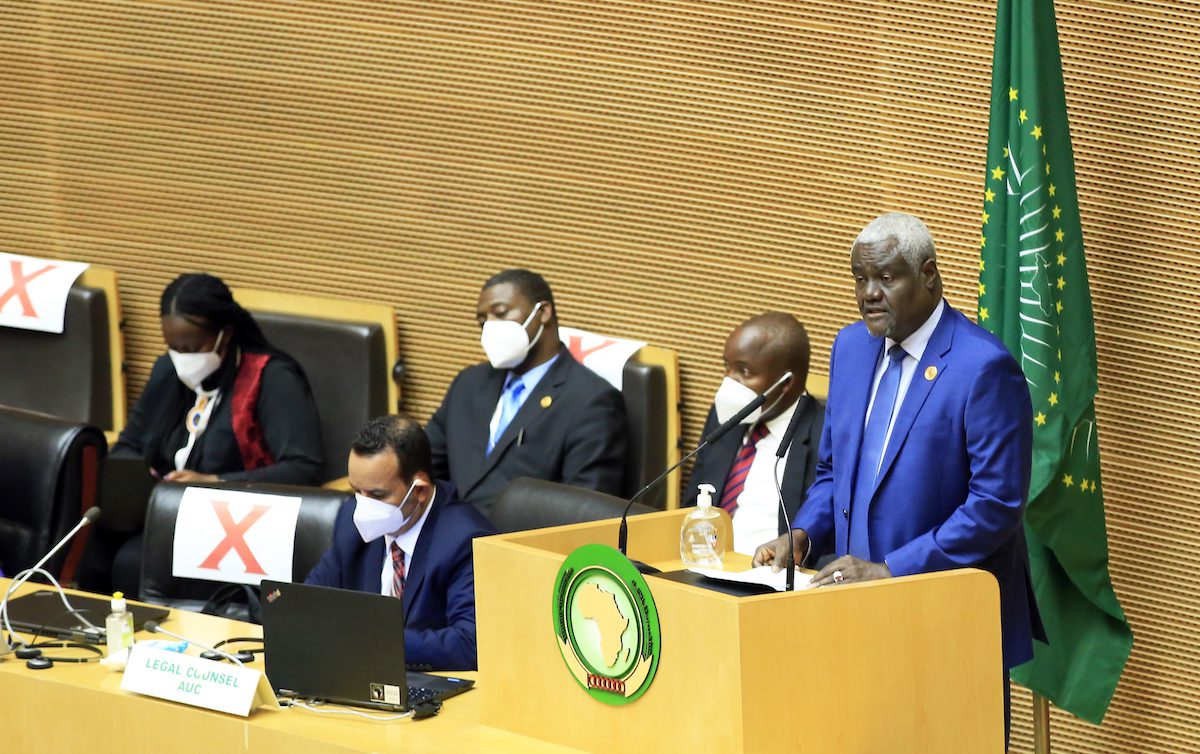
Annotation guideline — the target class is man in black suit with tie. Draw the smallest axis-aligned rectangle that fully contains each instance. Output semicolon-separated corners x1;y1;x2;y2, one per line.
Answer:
425;269;628;520
683;313;824;555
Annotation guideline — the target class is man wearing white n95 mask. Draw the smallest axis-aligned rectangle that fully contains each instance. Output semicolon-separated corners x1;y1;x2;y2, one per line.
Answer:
683;313;824;556
306;415;495;671
425;269;629;520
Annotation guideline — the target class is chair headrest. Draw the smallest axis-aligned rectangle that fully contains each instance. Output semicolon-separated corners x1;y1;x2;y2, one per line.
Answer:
490;477;653;534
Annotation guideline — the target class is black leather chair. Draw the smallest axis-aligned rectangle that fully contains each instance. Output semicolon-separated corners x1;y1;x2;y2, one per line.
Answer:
234;288;401;484
490;478;653;534
619;354;673;509
0;405;105;582
138;481;346;619
0;269;125;434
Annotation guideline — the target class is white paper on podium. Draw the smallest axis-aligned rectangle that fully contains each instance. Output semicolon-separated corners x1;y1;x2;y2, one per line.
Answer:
688;565;816;592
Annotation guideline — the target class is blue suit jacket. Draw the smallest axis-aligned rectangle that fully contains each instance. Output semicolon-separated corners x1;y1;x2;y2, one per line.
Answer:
794;304;1044;669
304;480;497;670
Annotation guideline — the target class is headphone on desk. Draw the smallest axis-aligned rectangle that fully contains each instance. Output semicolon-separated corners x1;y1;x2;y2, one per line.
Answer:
13;641;104;670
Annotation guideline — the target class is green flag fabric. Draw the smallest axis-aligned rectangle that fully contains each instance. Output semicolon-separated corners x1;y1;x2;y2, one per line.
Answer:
978;0;1132;725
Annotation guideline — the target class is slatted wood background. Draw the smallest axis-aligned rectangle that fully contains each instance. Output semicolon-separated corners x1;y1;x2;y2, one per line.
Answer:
2;2;1198;750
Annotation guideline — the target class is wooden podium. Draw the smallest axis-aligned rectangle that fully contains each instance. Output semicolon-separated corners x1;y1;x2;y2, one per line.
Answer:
474;509;1004;753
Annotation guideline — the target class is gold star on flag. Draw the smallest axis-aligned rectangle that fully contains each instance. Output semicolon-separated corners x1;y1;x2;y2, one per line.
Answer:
1049;183;1056;197
1019;109;1028;123
979;307;989;321
1055;229;1065;242
1090;480;1097;493
1056;301;1063;314
992;166;1006;180
1054;371;1061;383
1009;87;1019;100
982;210;990;225
1057;276;1066;290
1048;393;1059;406
1042;144;1047;156
1003;147;1010;158
1062;474;1074;487
1080;478;1089;491
1032;125;1043;139
1052;206;1062;219
1057;252;1066;266
985;188;996;203
1035;412;1047;426
1045;163;1051;174
979;283;986;296
979;259;986;271
980;235;987;249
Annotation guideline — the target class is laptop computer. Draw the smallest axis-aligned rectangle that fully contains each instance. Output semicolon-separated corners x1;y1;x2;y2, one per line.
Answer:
4;589;169;643
97;455;160;534
260;580;474;712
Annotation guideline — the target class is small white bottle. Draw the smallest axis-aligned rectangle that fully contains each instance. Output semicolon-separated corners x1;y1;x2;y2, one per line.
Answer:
680;483;726;568
105;591;135;657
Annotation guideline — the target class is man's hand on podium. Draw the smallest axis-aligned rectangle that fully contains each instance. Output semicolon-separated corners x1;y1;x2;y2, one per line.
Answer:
808;555;891;587
752;529;811;572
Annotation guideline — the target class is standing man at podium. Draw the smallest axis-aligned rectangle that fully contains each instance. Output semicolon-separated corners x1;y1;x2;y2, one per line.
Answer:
683;312;824;556
754;213;1043;742
425;269;628;520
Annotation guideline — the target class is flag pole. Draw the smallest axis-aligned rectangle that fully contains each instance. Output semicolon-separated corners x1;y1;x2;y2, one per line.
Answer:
1032;692;1051;753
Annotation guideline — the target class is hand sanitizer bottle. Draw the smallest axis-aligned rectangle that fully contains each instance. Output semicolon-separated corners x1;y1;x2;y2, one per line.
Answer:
106;591;135;657
681;483;726;568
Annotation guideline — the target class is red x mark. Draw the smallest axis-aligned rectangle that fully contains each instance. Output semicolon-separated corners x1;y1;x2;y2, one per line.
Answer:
564;334;618;362
198;500;271;574
0;260;58;319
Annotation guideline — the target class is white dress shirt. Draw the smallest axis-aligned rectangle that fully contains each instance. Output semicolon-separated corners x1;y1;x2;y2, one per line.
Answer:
730;398;801;557
377;486;436;597
862;299;946;474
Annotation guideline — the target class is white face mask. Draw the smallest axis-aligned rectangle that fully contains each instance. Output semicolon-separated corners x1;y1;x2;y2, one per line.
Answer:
168;329;225;391
712;375;787;425
352;479;427;543
480;302;545;370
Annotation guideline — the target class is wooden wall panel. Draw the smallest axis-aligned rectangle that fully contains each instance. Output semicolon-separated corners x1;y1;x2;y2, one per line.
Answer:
2;1;1198;751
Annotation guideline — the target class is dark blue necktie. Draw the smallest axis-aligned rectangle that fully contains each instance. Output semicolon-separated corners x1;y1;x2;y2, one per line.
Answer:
848;345;907;558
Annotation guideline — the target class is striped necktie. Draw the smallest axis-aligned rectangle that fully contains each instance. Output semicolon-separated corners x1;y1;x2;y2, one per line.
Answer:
390;541;406;599
719;423;770;515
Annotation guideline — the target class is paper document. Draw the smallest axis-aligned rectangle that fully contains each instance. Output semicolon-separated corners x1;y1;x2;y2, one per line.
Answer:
688;565;815;592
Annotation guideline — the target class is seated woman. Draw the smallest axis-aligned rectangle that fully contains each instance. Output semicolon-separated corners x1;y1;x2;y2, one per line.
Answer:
79;273;323;595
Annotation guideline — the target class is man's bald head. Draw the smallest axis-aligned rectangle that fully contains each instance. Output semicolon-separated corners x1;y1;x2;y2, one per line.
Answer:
723;312;811;422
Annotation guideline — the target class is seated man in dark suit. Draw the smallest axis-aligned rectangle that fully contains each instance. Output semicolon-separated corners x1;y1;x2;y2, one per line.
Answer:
684;312;824;555
306;414;495;671
425;269;629;520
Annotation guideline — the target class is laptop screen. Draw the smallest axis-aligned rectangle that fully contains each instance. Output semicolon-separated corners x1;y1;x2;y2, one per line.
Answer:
261;580;413;710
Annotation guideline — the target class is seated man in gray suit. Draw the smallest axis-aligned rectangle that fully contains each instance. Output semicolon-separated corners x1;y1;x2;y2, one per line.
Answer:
425;269;629;520
683;312;824;555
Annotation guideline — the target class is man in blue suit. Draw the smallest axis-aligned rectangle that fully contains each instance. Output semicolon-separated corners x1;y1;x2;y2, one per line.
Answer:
754;213;1043;744
306;414;496;671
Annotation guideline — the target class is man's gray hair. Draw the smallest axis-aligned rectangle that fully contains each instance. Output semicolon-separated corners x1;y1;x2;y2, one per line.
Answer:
853;213;936;272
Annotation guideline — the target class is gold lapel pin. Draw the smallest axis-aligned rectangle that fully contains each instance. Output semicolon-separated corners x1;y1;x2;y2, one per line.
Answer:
924;366;938;381
540;395;553;408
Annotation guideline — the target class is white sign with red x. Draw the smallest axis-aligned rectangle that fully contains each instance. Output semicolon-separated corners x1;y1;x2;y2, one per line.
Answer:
171;487;302;586
0;251;90;334
559;326;646;391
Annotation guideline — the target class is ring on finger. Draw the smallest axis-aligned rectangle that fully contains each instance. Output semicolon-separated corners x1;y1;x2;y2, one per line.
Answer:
832;569;844;583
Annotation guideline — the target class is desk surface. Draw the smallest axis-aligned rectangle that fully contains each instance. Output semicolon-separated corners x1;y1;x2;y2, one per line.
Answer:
1;578;577;754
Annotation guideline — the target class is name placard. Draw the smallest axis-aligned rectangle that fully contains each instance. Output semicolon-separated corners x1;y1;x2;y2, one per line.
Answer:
121;645;276;717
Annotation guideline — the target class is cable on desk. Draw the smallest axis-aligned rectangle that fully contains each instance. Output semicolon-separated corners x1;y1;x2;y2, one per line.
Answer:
280;698;415;721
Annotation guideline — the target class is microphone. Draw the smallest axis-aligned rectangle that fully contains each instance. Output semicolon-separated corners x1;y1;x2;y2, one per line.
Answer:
143;620;247;667
775;393;809;459
616;372;793;562
1;507;103;653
